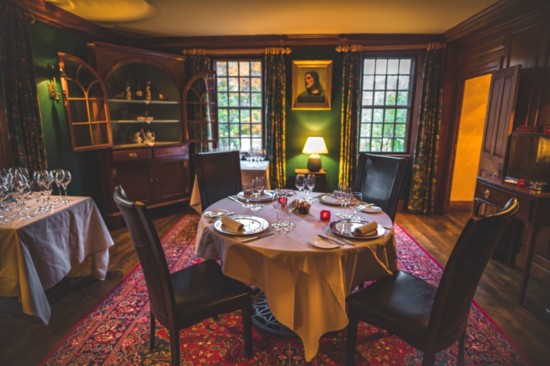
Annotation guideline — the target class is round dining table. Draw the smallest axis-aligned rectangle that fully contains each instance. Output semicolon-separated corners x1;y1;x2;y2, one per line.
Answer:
194;191;397;362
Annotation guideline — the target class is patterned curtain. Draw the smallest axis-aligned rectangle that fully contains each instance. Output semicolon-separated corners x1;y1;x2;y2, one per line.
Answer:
407;43;445;214
183;50;211;152
337;47;361;187
0;3;47;171
264;48;290;189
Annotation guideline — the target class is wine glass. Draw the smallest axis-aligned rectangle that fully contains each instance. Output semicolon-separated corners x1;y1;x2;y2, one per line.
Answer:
52;169;65;199
251;177;265;211
61;170;72;203
336;185;351;219
295;174;305;198
305;174;316;202
241;180;254;208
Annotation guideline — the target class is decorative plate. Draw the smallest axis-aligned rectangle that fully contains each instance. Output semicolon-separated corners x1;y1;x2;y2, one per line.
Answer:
237;191;274;202
214;215;270;236
317;193;342;206
329;220;385;240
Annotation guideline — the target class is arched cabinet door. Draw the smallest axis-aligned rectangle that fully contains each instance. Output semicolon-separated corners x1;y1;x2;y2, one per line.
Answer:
58;52;112;152
182;71;218;152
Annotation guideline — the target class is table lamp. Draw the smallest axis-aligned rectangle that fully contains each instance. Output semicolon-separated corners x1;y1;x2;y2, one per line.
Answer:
302;136;328;172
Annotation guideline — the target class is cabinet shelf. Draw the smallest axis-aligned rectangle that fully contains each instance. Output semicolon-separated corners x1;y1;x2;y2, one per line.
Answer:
108;99;179;105
111;119;181;124
113;141;182;149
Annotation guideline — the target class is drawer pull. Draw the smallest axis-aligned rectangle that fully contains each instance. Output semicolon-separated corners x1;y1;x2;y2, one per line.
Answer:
128;152;138;158
483;189;491;199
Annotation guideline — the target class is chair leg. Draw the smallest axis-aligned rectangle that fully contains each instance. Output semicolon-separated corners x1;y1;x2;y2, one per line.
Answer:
346;313;358;366
149;311;156;350
169;329;180;366
458;331;466;366
242;297;253;358
422;350;436;366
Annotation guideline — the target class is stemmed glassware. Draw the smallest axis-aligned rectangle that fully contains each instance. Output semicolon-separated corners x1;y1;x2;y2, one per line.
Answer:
250;176;265;211
304;174;316;202
241;180;254;208
295;174;305;199
53;169;72;204
34;170;55;211
272;194;294;233
335;185;351;219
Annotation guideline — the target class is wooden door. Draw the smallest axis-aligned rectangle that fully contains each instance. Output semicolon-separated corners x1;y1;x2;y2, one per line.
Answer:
478;65;521;178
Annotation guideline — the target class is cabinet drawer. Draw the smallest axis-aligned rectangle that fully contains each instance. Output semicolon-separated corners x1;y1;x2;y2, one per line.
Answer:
113;148;151;162
476;182;532;220
154;145;189;159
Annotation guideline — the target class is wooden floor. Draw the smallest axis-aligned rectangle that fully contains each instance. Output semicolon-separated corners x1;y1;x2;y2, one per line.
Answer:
1;205;549;365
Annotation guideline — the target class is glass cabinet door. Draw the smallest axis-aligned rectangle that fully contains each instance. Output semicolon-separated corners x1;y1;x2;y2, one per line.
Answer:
183;71;218;152
105;63;183;148
58;52;112;152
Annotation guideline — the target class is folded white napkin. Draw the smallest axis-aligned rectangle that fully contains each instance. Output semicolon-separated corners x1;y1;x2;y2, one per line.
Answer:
353;221;378;236
221;217;244;232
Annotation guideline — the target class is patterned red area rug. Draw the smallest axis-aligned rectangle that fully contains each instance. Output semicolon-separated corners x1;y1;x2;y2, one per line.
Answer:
40;214;529;365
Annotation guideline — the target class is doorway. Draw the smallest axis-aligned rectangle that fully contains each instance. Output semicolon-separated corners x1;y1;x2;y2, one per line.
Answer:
450;74;492;205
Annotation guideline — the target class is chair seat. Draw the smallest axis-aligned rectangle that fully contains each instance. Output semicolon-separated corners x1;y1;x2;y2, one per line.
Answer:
171;260;252;327
347;270;436;346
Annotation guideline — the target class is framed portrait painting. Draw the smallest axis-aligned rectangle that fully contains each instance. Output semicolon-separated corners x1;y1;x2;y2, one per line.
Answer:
292;60;333;110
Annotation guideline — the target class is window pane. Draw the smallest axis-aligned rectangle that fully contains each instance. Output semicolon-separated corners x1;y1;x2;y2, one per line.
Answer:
215;59;263;150
359;57;414;153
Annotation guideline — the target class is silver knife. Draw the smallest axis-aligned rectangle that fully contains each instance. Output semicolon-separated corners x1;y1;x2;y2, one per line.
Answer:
227;195;243;205
240;232;275;243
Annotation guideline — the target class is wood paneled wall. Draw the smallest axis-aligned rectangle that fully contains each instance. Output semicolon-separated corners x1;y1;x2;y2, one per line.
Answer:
437;0;550;213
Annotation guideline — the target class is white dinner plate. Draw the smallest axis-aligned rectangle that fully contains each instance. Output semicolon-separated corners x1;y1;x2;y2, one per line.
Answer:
237;191;274;202
317;193;341;206
214;215;270;236
204;209;231;219
308;238;339;249
360;205;382;213
329;220;385;240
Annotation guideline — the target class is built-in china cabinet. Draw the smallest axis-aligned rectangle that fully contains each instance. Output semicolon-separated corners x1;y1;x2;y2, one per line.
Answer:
58;42;194;227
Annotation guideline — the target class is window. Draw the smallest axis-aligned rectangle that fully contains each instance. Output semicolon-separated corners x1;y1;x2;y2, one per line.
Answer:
359;57;414;153
215;60;263;151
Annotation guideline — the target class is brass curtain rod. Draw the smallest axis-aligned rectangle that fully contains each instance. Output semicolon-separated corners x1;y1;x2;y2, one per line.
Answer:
182;48;292;56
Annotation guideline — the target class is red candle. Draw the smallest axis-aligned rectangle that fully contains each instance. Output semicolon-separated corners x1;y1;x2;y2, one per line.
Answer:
320;210;331;221
517;179;527;187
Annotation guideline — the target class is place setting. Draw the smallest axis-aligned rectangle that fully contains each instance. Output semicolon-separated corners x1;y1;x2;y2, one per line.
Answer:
308;219;384;250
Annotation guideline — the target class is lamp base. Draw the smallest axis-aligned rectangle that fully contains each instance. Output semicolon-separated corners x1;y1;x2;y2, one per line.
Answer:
307;154;322;172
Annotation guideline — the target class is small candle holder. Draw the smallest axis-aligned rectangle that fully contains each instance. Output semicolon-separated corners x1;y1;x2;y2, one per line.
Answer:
517;179;527;187
320;210;331;221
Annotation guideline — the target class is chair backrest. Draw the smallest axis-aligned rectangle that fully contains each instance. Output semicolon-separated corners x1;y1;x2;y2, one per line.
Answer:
352;153;408;221
113;186;176;326
428;198;519;347
194;150;243;211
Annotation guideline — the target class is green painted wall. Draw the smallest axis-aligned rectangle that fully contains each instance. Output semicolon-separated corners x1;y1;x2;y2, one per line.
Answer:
27;23;345;199
28;22;100;199
286;48;342;192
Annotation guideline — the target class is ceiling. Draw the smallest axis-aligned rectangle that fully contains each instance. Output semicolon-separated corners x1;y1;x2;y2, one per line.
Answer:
46;0;500;38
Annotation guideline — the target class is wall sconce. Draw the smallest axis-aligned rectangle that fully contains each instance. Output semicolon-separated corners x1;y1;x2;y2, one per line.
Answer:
48;77;60;101
302;136;328;172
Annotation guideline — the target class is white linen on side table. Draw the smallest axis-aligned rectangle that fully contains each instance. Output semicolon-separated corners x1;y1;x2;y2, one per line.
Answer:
0;196;114;325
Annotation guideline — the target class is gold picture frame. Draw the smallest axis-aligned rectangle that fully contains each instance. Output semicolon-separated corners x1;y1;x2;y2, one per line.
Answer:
292;60;333;110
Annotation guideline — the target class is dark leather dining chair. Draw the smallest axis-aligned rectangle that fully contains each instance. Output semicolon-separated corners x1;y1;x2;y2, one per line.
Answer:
113;186;253;365
345;198;519;366
194;150;242;211
352;153;408;221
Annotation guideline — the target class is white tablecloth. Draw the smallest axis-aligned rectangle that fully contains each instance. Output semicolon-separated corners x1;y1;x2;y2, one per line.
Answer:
190;160;271;213
195;193;396;361
0;196;114;325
